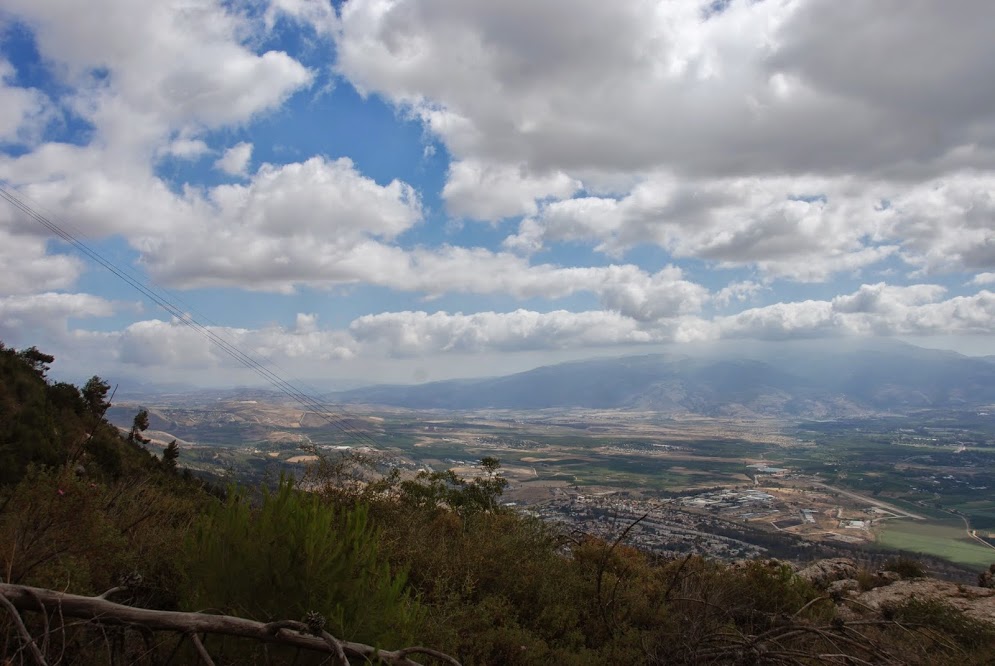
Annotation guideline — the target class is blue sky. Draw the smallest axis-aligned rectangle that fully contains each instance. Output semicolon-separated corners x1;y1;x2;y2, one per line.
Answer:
1;0;994;387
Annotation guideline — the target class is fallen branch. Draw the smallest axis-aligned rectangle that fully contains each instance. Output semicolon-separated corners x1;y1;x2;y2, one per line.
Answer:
1;582;459;665
0;590;46;665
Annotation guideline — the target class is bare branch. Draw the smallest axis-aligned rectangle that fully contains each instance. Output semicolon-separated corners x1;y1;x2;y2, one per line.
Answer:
97;587;127;600
0;590;47;665
1;582;459;666
188;633;216;666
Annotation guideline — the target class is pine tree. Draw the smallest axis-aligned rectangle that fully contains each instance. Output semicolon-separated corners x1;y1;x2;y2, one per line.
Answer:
129;409;151;444
162;440;179;472
82;376;111;417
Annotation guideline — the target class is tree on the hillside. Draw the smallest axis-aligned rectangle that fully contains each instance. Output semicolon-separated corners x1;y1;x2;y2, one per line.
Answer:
398;457;509;519
17;346;54;378
163;440;179;472
129;408;151;444
82;376;111;417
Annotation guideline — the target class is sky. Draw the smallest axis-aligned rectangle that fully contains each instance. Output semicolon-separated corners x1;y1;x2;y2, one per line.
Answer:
1;0;994;388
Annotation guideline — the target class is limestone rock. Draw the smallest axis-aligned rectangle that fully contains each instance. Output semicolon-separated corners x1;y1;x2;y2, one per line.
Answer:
856;580;995;625
797;558;858;588
827;578;859;596
873;570;902;585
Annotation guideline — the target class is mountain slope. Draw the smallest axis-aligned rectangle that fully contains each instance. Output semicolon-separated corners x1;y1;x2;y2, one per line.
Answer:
330;341;995;415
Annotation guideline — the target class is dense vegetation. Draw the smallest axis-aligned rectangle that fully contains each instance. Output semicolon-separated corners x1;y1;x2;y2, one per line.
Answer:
2;342;994;664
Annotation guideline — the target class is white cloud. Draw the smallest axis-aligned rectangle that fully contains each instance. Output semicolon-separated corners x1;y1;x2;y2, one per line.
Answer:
161;138;210;160
510;174;900;280
442;160;580;221
719;284;995;339
349;309;680;356
714;280;764;308
0;229;83;296
0;59;52;144
0;0;313;188
502;172;995;280
11;313;356;377
336;0;995;283
5;0;313;135
831;283;947;314
139;156;423;290
0;292;116;339
214;141;253;176
5;0;995;383
7;282;993;383
114;317;355;369
886;173;995;274
266;0;339;36
0;1;321;297
336;1;995;178
595;265;708;321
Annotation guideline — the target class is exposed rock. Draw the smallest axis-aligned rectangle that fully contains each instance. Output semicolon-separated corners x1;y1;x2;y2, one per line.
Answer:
797;558;858;588
827;579;859;596
854;580;995;625
731;558;794;572
873;570;902;585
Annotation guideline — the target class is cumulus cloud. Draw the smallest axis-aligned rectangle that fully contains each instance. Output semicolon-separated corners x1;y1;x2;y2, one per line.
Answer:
0;59;52;143
886;173;995;274
349;309;675;356
714;281;764;308
266;0;339;36
214;142;253;176
442;160;580;221
335;1;995;282
139;156;423;290
0;1;320;291
0;230;83;296
4;0;995;383
504;172;995;280
348;284;995;357
719;284;995;339
335;0;995;178
3;139;712;306
115;317;355;369
506;174;899;280
0;292;116;340
159;138;210;160
4;0;313;137
8;282;993;380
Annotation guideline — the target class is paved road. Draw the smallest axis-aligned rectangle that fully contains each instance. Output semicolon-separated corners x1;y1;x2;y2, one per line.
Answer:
946;510;995;553
814;483;925;520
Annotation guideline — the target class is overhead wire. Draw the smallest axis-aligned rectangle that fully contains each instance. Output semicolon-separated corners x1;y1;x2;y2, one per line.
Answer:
0;181;386;450
0;182;383;449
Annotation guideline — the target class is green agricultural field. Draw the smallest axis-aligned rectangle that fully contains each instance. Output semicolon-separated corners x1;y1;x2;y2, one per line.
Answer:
878;520;995;569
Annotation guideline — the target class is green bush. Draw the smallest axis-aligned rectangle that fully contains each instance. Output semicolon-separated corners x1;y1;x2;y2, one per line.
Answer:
883;556;926;579
184;475;421;647
885;597;995;653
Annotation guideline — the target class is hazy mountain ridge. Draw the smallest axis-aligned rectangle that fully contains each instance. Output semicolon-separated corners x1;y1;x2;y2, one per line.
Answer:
329;342;995;416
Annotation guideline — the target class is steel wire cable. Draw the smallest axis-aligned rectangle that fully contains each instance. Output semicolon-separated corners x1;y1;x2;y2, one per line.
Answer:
0;182;386;450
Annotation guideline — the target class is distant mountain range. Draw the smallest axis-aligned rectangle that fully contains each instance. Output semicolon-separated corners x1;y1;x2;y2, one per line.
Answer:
327;340;995;417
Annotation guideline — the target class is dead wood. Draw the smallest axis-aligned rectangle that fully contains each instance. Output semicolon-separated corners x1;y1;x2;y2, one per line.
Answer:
1;582;459;666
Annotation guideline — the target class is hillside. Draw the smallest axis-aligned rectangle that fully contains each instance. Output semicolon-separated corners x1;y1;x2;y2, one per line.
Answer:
4;341;995;665
330;340;995;416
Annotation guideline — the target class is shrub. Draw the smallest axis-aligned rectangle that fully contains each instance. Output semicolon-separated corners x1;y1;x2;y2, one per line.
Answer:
978;563;995;589
884;598;995;652
883;556;926;579
184;475;421;647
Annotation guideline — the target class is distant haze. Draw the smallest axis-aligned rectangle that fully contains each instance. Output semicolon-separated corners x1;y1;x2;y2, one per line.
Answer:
326;339;995;417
